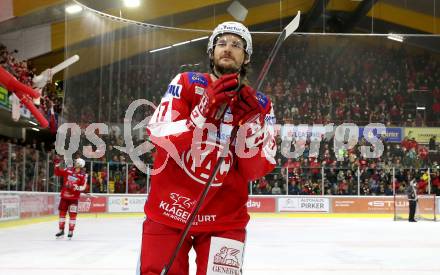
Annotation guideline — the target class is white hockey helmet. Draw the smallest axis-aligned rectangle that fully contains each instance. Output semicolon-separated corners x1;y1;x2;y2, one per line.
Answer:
207;21;253;59
74;158;85;168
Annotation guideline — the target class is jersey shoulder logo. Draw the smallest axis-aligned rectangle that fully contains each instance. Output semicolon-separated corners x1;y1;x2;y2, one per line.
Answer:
188;72;208;87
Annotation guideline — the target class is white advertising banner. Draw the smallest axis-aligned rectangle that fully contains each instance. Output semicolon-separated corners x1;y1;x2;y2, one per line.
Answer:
438;197;440;215
108;196;146;213
278;197;330;212
0;195;20;221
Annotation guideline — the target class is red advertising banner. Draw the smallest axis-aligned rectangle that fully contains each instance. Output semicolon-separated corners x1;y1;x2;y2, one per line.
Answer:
332;197;435;213
78;197;107;213
247;197;276;212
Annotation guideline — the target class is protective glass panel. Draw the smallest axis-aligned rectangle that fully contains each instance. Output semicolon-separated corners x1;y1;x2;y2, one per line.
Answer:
63;7;440;196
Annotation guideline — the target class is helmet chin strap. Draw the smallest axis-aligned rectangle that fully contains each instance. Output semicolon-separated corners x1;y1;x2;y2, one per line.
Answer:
212;66;222;79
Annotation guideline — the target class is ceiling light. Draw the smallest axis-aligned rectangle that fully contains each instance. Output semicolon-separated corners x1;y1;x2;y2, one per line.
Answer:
150;46;172;53
387;33;404;43
65;4;83;14
148;36;209;54
227;1;248;22
29;121;38;126
31;127;40;132
123;0;141;8
172;41;190;47
190;36;209;42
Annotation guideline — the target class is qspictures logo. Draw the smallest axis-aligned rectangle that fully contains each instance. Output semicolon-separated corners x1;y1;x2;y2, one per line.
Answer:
55;99;387;175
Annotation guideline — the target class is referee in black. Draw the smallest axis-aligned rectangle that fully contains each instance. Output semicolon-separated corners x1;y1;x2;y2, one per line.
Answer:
406;178;418;222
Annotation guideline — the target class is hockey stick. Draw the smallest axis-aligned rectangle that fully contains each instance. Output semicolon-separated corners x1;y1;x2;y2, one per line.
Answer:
256;11;301;91
33;55;80;89
160;11;301;275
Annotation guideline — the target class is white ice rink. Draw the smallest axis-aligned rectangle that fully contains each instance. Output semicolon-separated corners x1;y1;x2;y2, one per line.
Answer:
1;215;439;275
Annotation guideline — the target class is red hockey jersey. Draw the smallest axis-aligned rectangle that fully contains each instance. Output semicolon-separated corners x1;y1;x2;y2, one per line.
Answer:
145;72;276;232
55;166;88;200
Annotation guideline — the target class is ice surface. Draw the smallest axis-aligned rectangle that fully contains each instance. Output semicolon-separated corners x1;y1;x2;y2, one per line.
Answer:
1;216;439;275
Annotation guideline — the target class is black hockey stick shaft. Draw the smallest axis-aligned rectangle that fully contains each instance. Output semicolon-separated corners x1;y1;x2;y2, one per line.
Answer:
160;127;239;275
161;11;301;275
256;11;301;92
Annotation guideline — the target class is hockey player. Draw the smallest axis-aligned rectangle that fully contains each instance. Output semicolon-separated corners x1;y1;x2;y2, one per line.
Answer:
140;22;276;274
54;157;88;239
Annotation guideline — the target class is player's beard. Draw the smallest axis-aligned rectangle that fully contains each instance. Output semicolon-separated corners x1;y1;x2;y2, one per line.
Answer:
213;56;242;75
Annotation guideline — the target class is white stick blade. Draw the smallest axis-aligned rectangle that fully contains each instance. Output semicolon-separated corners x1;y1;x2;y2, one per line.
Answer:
284;11;301;39
51;55;80;74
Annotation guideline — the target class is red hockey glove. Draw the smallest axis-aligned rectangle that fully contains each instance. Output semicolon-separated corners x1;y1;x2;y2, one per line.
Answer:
188;74;238;128
230;86;264;126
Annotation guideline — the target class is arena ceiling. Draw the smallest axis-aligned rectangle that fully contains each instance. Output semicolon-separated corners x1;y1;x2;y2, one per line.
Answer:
1;0;440;76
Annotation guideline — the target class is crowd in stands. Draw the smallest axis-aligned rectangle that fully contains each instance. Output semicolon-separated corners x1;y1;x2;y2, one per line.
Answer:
251;135;440;196
0;133;150;194
0;43;34;86
253;37;440;127
2;35;440;196
0;43;63;124
0;136;53;192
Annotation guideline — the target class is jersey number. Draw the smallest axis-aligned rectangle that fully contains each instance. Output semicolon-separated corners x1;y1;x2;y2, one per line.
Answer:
157;101;169;122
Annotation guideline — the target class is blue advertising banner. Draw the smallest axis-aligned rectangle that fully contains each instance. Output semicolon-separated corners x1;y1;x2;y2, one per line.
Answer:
359;127;402;143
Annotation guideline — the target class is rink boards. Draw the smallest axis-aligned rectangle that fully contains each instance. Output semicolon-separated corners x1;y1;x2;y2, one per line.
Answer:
1;192;439;227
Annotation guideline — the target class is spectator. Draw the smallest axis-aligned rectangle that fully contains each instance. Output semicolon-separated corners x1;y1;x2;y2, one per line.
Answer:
429;136;437;151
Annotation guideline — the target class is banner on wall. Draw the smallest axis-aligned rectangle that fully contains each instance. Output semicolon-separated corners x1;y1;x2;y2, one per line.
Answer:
278;197;330;212
359;127;402;143
20;194;55;218
0;195;20;221
438;198;440;214
247;197;276;212
280;124;329;141
0;86;9;108
332;197;435;213
108;196;146;213
78;196;107;213
404;127;440;143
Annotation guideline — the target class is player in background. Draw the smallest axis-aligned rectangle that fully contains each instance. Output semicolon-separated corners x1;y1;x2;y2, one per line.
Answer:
54;157;88;239
140;21;277;274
